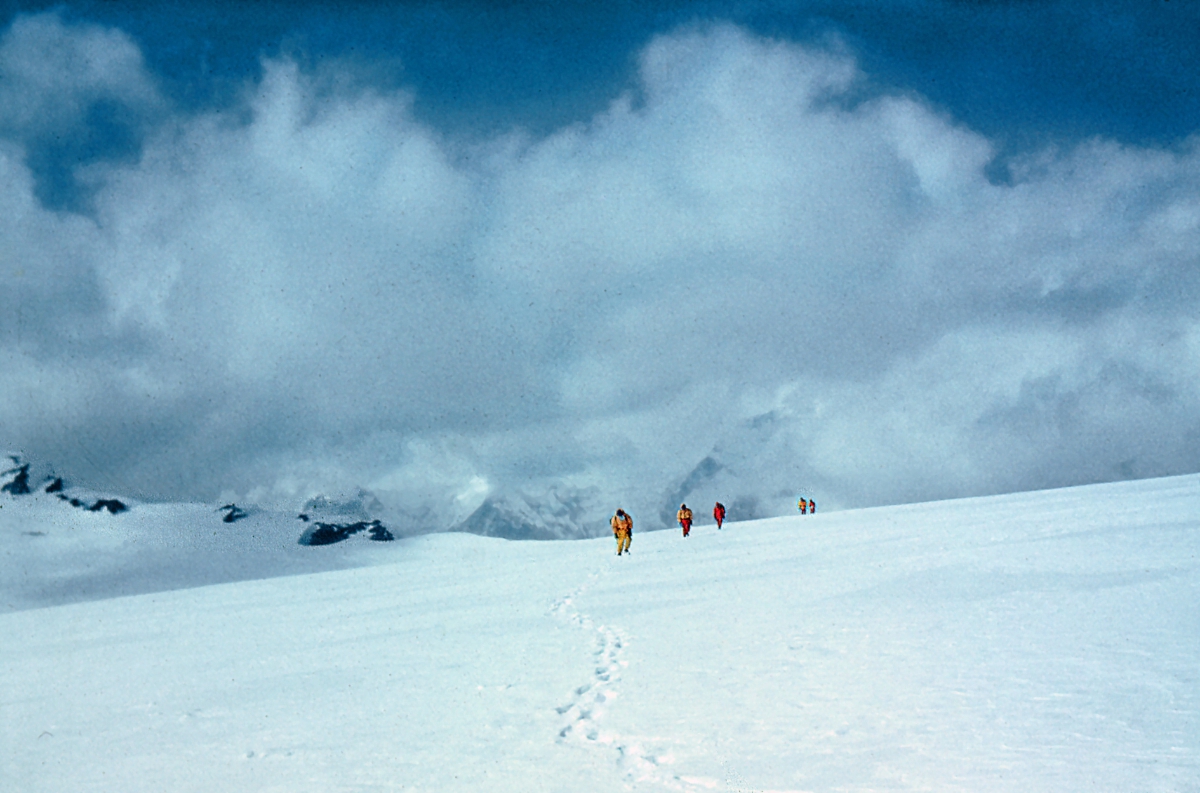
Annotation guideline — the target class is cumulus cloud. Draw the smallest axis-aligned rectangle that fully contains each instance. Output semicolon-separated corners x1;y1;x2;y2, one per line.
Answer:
0;11;163;209
0;10;160;136
3;15;1200;531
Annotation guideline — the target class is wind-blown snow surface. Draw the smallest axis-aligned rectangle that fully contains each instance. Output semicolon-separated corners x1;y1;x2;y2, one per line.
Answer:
3;475;1198;792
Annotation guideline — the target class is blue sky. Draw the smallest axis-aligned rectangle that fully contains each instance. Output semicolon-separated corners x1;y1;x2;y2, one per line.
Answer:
18;2;1200;130
8;0;1200;205
3;0;1200;529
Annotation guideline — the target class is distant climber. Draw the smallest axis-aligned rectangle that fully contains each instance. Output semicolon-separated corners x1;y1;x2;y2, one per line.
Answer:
798;497;808;515
809;499;817;514
677;503;693;537
611;509;633;556
713;501;726;529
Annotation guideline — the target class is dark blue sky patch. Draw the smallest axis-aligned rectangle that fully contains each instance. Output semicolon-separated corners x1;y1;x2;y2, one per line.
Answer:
2;0;1196;145
3;0;1196;209
22;97;146;210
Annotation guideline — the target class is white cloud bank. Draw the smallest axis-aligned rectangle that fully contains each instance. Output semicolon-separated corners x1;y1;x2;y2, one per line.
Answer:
3;14;1200;531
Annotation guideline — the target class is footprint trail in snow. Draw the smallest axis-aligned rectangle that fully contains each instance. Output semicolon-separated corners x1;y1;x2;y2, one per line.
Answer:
550;569;723;792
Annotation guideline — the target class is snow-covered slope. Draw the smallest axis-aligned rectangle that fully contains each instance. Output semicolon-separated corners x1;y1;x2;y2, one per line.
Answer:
0;487;403;612
3;474;1198;791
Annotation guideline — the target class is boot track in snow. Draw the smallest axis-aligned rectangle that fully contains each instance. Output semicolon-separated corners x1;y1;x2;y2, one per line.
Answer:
549;568;725;792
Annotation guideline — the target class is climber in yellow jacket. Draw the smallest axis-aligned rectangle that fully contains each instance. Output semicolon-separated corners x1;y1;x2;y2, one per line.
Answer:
611;509;632;556
677;503;693;537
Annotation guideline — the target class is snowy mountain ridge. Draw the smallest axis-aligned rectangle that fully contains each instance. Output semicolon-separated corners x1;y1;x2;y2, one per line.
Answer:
454;487;610;541
4;426;809;543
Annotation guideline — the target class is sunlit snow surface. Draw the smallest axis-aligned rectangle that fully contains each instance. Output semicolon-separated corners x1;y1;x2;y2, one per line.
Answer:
2;475;1198;791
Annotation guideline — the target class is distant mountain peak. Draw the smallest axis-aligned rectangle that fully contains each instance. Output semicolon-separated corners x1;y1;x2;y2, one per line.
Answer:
453;487;607;541
300;488;384;521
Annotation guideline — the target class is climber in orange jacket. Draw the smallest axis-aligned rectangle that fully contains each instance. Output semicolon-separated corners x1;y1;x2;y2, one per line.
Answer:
611;509;632;556
677;503;693;537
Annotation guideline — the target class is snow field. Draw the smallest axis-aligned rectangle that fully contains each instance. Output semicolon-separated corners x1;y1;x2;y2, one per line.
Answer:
3;474;1199;791
3;535;603;791
0;493;406;612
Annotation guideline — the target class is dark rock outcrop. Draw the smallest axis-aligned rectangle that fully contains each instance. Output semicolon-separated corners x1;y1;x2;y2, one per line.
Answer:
219;504;248;523
367;523;395;541
3;457;130;516
88;499;127;514
298;519;394;546
1;463;31;495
